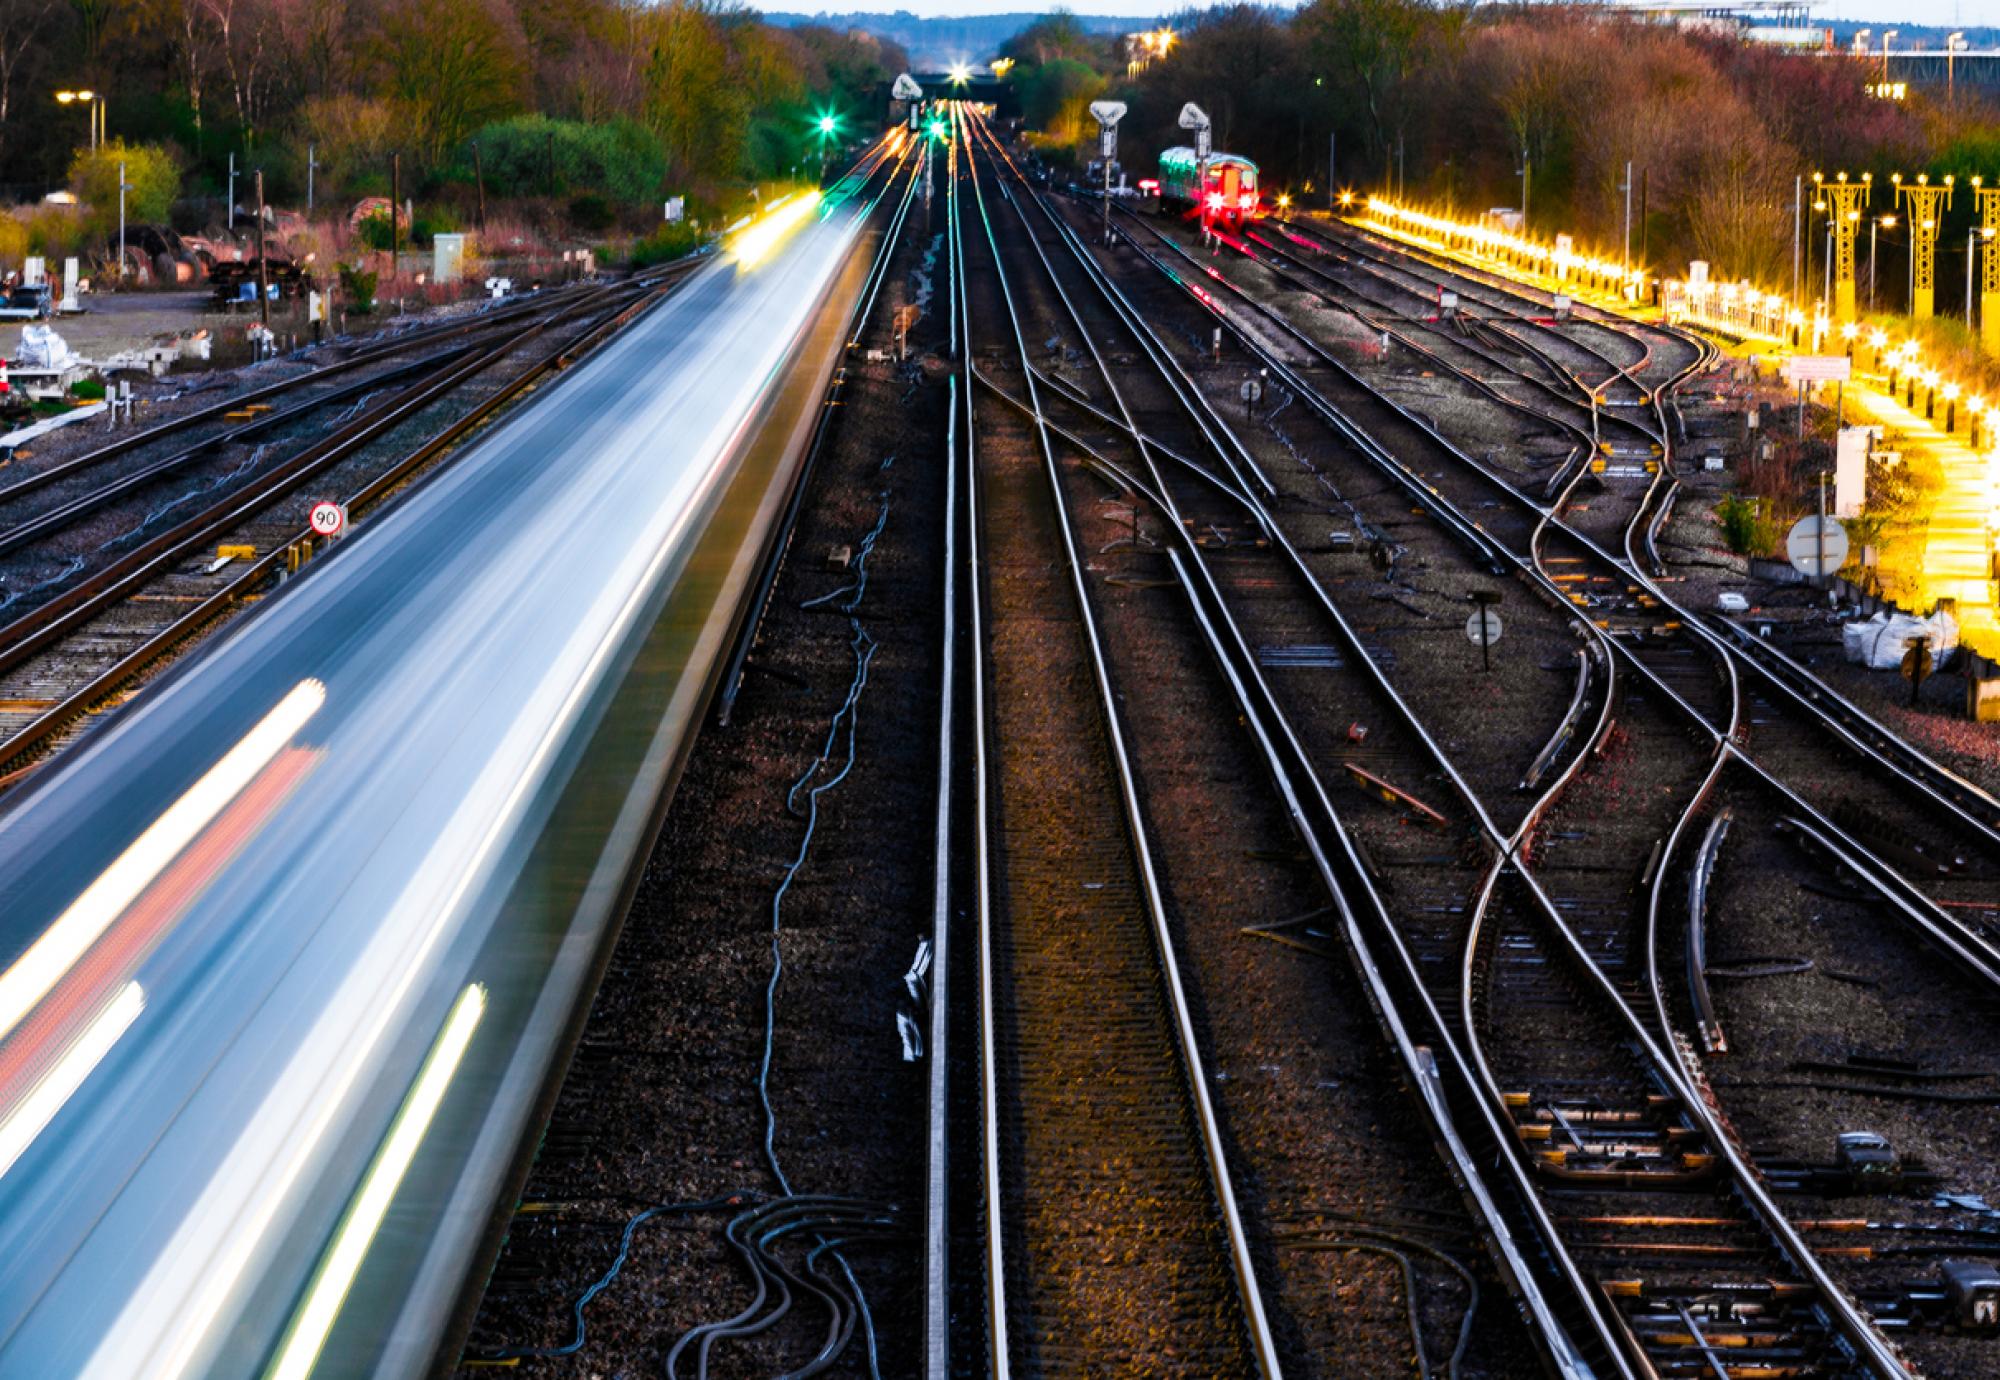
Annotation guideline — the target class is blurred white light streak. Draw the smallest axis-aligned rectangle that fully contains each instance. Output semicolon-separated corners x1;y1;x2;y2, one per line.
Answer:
264;984;485;1380
0;681;324;1047
0;982;143;1181
85;210;860;1380
733;190;823;269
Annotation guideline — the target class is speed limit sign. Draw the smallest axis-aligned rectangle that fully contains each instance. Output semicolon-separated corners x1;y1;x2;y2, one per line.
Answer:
309;501;347;538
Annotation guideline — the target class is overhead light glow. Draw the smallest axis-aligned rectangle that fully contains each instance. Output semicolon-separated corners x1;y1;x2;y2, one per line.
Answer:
264;984;486;1380
0;680;325;1049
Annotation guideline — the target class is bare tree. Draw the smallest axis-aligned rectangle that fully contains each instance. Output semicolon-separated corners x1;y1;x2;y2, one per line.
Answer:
0;0;56;162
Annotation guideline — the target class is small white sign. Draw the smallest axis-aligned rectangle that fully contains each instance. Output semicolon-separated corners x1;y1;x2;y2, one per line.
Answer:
1782;354;1852;384
309;501;348;539
1465;608;1504;647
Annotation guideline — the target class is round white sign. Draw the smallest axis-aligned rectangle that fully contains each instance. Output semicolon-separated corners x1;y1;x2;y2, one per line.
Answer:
1466;608;1504;647
1785;515;1848;578
309;501;347;538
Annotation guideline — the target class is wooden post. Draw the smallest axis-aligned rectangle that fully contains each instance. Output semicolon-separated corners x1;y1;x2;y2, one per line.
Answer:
473;141;487;231
255;170;269;328
390;151;401;281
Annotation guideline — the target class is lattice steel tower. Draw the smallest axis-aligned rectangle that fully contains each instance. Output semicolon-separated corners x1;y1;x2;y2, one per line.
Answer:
1815;171;1871;323
1894;172;1954;319
1975;177;2000;356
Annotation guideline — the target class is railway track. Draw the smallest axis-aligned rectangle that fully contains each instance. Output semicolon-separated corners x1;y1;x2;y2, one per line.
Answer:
947;105;1279;1377
1109;204;2000;994
933;133;1951;1374
0;276;690;784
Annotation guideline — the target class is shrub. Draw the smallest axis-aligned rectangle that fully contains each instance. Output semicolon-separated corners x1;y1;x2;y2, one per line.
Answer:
69;141;181;239
338;263;379;312
1715;492;1779;557
70;378;106;400
460;115;667;205
629;221;704;268
357;213;394;252
0;213;25;272
568;194;615;233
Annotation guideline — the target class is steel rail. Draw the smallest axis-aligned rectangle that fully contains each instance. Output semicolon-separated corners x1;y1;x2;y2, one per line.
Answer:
0;341;488;558
968;115;1624;1377
1115;208;2000;996
0;278;685;784
955;110;1283;1379
1088;188;1909;1377
713;139;925;724
0;272;667;511
1304;216;1696;397
0;284;640;687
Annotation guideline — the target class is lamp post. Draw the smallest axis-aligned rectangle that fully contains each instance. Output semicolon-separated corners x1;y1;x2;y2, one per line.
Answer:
1871;213;1895;310
117;159;129;281
1948;32;1967;104
307;142;318;216
1881;30;1898;84
54;89;103;149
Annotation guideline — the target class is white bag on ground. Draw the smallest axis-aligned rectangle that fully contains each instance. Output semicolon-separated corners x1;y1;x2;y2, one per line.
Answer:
15;324;78;370
1841;608;1958;671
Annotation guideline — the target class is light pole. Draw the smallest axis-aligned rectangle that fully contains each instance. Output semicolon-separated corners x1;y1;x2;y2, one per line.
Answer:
1971;227;1980;327
1881;30;1898;84
1948;32;1966;104
813;112;839;182
307;142;318;216
54;89;102;149
227;151;236;231
117;159;129;281
1621;159;1633;274
1872;214;1895;310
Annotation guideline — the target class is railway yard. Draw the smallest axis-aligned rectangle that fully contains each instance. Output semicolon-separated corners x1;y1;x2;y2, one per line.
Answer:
7;111;2000;1380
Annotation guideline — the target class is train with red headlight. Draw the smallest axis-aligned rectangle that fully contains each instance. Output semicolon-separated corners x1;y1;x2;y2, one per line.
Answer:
1155;147;1261;225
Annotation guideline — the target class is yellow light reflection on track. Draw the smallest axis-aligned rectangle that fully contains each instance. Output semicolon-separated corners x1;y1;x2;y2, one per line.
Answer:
0;981;142;1180
0;680;325;1047
732;189;823;269
263;983;487;1380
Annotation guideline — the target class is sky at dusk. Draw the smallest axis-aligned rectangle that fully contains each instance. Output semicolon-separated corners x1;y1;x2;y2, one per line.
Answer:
747;1;1994;32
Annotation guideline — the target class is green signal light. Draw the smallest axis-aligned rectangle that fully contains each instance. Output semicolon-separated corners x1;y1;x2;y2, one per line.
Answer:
928;121;948;140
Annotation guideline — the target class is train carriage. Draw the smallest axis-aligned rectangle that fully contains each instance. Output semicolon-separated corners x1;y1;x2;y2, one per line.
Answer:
1157;147;1261;225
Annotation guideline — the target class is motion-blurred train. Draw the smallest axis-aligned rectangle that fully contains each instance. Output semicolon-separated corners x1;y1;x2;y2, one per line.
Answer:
1153;147;1261;225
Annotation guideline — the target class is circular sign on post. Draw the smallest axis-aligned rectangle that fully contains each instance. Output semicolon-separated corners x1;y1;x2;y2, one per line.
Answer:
1785;515;1848;578
1465;608;1504;647
1239;379;1263;404
309;501;348;539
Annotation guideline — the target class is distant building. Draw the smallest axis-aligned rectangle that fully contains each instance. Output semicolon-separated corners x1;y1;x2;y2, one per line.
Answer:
1597;0;1826;48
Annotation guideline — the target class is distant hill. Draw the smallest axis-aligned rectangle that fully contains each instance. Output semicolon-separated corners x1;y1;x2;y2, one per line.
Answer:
760;10;1145;67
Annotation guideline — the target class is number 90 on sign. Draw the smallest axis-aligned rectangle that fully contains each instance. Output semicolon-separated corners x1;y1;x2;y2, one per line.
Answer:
309;501;348;538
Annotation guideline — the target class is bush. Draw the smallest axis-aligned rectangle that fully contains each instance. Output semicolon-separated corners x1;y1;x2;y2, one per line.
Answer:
0;213;25;271
70;378;105;400
629;221;705;268
357;213;394;252
1715;492;1780;557
338;263;379;312
461;115;668;205
568;194;615;233
69;141;181;239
